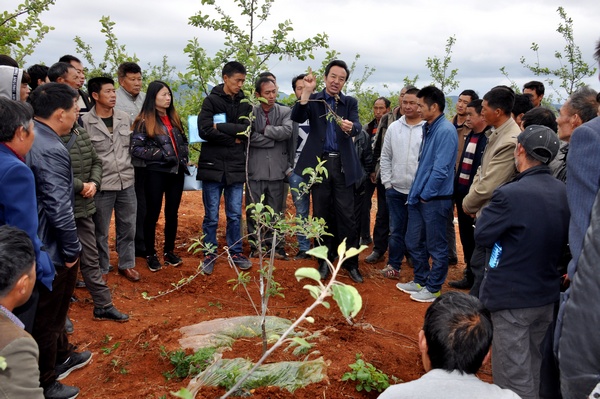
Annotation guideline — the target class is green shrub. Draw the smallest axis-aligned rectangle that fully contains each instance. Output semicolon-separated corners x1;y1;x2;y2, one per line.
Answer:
341;353;390;393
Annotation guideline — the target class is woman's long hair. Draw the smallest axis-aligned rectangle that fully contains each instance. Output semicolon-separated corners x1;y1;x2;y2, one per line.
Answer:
132;80;183;138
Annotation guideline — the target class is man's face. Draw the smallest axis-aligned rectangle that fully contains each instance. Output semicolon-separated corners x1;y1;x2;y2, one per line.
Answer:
294;79;305;99
70;61;85;89
223;72;246;96
58;98;79;135
523;88;542;107
324;65;347;96
481;100;498;127
456;95;471;116
61;68;80;90
257;80;277;111
398;87;408;106
22;120;35;154
556;102;575;141
417;97;436;123
465;106;484;130
402;93;419;120
20;83;30;102
94;83;117;109
119;72;143;96
372;99;388;121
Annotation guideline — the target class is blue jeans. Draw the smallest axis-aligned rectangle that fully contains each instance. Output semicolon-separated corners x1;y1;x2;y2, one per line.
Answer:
288;172;310;252
202;179;244;254
405;199;452;293
386;189;408;270
93;185;136;273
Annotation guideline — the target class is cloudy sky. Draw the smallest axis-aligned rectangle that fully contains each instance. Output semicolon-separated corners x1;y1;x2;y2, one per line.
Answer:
6;0;600;101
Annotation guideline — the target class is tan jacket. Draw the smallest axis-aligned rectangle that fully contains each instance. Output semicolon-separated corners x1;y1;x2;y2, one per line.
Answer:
462;117;520;216
0;313;43;399
83;107;135;191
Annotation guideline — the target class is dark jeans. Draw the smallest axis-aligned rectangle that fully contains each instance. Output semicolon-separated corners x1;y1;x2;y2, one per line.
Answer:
446;201;457;260
456;194;476;278
405;199;452;293
386;189;408;270
202;178;244;254
311;154;358;270
134;166;147;255
77;216;112;308
32;263;78;388
246;179;285;250
144;169;185;256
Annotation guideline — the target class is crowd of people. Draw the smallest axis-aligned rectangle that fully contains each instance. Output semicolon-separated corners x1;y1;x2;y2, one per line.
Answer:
1;37;599;399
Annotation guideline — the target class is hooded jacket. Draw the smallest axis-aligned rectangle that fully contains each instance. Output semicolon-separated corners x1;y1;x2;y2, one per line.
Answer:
0;66;23;101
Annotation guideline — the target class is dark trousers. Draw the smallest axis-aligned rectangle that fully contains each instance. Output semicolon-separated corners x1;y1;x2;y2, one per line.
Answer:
456;195;475;279
246;179;285;250
32;263;78;388
359;178;376;239
372;179;389;254
469;244;490;298
144;169;185;256
134;166;147;255
76;216;112;308
312;155;358;270
13;283;39;334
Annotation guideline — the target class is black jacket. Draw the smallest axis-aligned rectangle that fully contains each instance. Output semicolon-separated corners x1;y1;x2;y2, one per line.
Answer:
131;119;189;175
27;120;81;268
196;84;252;184
476;165;569;312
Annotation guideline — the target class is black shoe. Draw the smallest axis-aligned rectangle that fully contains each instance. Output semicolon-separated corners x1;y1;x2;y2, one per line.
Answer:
294;250;311;260
55;351;92;381
108;264;115;272
146;254;162;272
43;381;80;399
65;316;74;335
75;280;86;288
318;261;330;280
348;268;364;284
164;251;183;267
274;248;289;260
448;277;473;290
448;257;459;265
360;236;373;246
365;251;384;264
93;306;129;322
202;254;216;275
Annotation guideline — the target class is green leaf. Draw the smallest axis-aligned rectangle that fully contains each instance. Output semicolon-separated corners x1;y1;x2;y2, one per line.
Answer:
337;239;347;258
307;246;328;260
321;300;330;309
344;245;368;258
305;316;315;323
0;356;6;371
295;267;321;282
332;284;362;319
170;388;194;399
302;284;322;300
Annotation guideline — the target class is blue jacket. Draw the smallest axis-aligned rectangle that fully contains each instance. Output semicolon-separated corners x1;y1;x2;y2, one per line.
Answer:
476;165;569;312
0;144;54;290
407;114;457;204
291;90;363;187
27;121;81;269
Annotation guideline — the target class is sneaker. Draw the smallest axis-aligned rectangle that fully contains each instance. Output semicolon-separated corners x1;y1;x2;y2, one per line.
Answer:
146;254;162;272
294;250;311;260
396;281;423;294
202;254;216;275
43;381;80;399
55;351;92;381
274;248;289;260
232;253;252;270
93;306;129;322
365;251;384;264
75;280;86;288
164;251;183;267
65;316;74;335
380;264;400;279
410;288;441;303
448;276;474;290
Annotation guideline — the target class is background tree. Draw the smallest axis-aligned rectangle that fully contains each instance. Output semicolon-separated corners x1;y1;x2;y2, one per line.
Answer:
520;6;597;102
0;0;55;64
426;35;459;94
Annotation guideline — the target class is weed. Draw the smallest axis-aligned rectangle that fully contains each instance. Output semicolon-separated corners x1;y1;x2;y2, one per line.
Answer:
162;347;217;380
101;342;120;355
102;334;112;344
341;353;390;393
208;301;223;310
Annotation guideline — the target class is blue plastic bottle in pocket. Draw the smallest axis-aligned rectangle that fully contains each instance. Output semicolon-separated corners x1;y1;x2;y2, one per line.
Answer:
489;241;502;269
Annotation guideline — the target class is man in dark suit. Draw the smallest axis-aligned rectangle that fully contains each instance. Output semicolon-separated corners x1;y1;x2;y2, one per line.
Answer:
291;60;364;283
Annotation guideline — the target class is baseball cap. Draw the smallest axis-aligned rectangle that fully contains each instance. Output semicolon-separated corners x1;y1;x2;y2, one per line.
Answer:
516;124;560;164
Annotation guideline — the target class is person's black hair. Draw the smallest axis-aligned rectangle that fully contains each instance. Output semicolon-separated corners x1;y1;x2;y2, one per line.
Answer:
29;82;78;119
523;80;545;96
132;80;182;137
87;76;115;106
483;86;515;116
459;89;479;101
117;62;142;78
0;54;19;67
565;86;599;124
417;86;446;113
58;54;81;64
259;71;276;80
467;99;484;114
0;225;35;297
254;76;276;94
404;87;420;96
0;97;34;142
512;94;534;117
424;292;493;375
292;74;307;91
47;62;75;83
324;59;350;81
374;96;391;108
521;107;558;132
27;64;49;90
222;61;246;78
21;71;31;85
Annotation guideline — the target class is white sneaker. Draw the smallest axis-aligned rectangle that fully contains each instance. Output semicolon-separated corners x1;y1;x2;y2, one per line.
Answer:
396;281;423;294
410;288;440;303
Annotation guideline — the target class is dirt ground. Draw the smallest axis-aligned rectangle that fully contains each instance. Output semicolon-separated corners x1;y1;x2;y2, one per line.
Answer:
65;190;486;398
